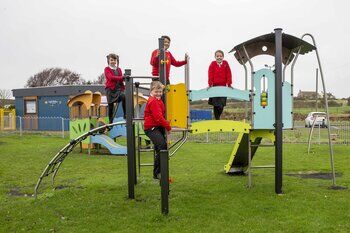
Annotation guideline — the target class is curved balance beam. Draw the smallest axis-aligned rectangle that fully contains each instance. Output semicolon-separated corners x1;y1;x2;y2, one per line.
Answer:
189;86;250;102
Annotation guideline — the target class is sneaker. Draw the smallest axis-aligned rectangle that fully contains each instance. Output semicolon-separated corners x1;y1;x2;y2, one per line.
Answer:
153;173;161;180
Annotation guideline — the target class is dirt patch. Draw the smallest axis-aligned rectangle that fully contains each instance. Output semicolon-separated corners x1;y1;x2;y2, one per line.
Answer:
54;185;69;190
286;171;342;180
328;185;348;190
54;185;85;190
7;187;34;197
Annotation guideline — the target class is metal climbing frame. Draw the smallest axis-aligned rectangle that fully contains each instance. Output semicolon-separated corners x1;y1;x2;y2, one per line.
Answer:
34;121;127;198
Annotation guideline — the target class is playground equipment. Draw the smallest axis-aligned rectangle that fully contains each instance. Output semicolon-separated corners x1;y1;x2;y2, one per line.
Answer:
35;29;337;215
67;90;147;155
0;108;16;130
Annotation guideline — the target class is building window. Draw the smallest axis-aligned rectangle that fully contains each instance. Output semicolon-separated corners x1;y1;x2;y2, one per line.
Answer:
25;100;37;114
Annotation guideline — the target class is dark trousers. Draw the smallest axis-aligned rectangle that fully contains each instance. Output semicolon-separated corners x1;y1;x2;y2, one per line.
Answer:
108;93;126;124
144;127;167;177
213;106;224;120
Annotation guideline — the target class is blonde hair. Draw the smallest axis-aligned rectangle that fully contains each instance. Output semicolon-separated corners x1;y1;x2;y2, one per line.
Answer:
150;81;165;91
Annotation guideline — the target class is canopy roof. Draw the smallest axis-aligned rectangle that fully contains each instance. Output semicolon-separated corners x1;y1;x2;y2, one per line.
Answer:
229;33;316;65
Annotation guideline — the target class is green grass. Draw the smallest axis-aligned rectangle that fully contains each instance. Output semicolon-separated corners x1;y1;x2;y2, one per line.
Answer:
1;134;350;232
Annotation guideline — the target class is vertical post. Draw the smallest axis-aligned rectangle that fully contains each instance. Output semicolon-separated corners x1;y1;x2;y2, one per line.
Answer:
248;132;252;188
316;68;319;112
125;69;136;199
158;38;166;86
61;117;65;138
274;28;283;194
160;150;169;215
19;116;22;136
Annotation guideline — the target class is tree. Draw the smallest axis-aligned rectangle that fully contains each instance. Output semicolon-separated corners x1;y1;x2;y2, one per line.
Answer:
25;67;85;87
90;73;105;84
347;97;350;106
0;89;12;107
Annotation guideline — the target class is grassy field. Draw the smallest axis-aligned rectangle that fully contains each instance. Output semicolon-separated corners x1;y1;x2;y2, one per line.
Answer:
1;134;350;232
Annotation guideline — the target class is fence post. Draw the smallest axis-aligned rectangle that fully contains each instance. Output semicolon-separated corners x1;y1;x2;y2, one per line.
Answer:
61;117;65;138
19;116;22;136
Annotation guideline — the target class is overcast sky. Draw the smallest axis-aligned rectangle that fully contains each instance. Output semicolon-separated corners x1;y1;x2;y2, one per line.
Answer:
1;0;349;98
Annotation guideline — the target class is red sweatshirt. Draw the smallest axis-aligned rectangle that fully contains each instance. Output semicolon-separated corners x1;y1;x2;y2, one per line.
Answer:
144;96;171;131
150;49;187;82
208;60;232;87
104;66;125;91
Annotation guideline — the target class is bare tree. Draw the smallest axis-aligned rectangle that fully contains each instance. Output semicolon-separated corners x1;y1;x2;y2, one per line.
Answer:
90;73;105;84
26;67;85;87
97;73;105;84
0;89;13;107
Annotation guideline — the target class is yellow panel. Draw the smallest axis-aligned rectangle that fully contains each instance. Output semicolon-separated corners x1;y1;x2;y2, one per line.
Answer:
92;92;102;107
224;132;245;173
67;91;93;110
166;83;188;129
190;120;251;134
251;129;275;143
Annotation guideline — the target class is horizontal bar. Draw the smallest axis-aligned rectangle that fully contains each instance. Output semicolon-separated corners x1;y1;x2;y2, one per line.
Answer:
139;149;153;152
140;163;153;166
129;76;160;79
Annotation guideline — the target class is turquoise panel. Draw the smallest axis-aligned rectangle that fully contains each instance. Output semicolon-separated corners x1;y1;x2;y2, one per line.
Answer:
190;86;249;102
282;82;293;129
253;69;275;129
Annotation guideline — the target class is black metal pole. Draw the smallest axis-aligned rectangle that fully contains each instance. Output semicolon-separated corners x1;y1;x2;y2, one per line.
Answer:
158;38;170;214
158;38;166;86
125;69;136;199
160;149;169;215
274;28;283;194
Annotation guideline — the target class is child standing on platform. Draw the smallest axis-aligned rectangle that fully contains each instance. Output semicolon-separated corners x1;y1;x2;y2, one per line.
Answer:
104;53;126;124
144;81;172;179
150;35;188;84
208;50;232;120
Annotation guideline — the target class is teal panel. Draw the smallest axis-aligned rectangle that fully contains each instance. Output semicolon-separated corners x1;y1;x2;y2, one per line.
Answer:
253;69;275;129
190;87;249;102
282;82;293;129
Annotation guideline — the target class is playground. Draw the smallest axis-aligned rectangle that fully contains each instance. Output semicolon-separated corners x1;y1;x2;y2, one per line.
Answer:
1;28;350;231
0;134;350;232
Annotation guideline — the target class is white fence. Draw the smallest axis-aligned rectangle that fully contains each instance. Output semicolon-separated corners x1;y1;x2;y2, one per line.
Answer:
0;116;69;138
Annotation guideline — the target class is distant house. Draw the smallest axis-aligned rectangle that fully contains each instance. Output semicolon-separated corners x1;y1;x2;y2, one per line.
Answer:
297;90;319;99
12;85;148;131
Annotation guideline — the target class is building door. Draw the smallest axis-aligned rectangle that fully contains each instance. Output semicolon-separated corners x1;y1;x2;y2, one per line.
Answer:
23;97;38;130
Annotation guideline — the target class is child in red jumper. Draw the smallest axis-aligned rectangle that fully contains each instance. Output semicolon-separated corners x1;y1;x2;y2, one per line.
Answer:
144;81;172;179
150;35;188;84
208;50;232;120
104;53;126;123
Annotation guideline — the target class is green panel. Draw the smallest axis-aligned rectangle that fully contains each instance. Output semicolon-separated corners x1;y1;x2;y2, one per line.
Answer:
282;82;293;129
190;86;249;102
69;118;91;143
253;69;275;129
190;120;250;134
135;122;149;140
